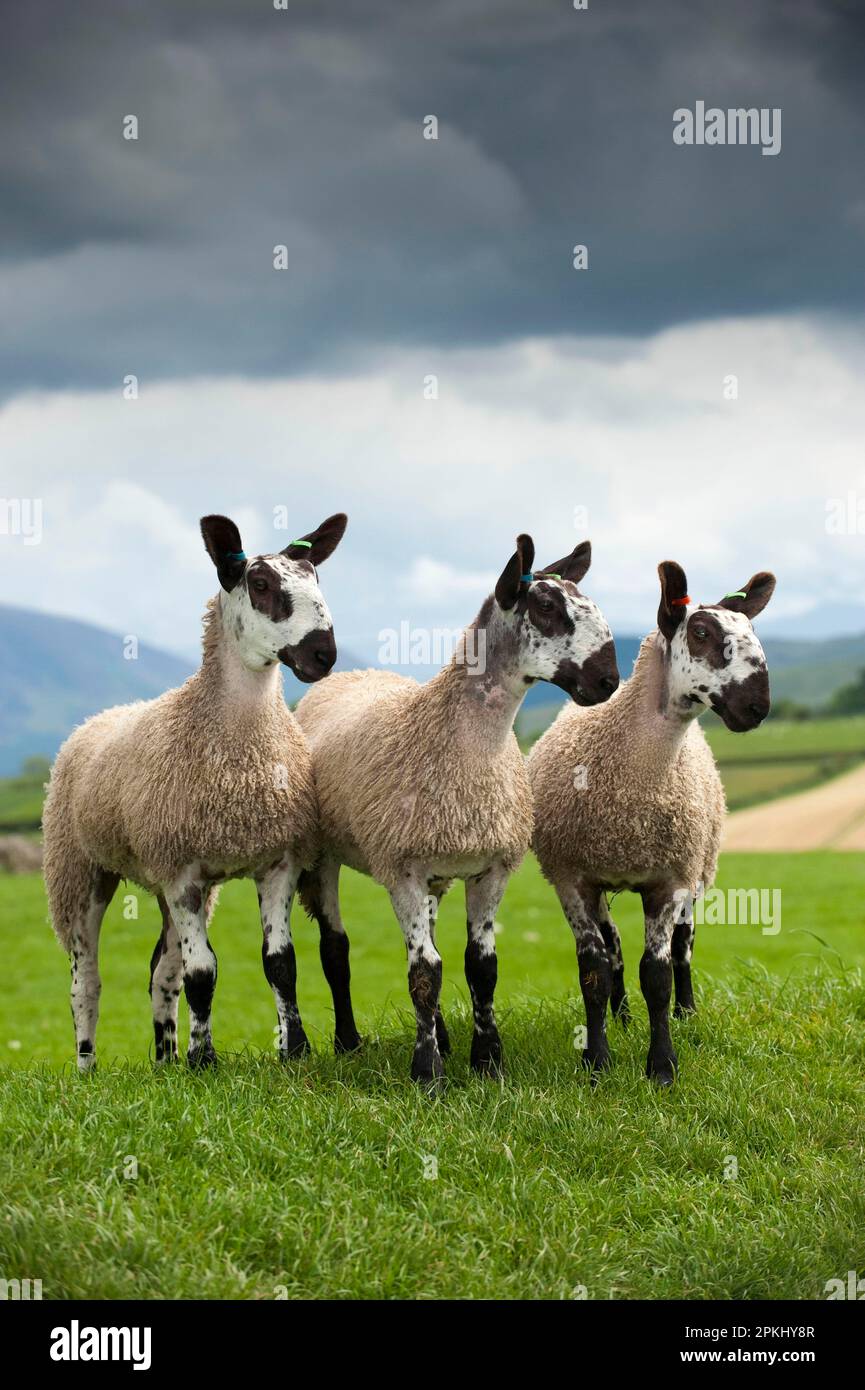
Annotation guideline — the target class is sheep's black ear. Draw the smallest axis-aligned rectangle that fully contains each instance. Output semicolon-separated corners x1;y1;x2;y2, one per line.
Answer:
538;540;591;586
657;560;689;641
495;533;535;611
282;513;348;566
201;515;247;592
718;572;776;620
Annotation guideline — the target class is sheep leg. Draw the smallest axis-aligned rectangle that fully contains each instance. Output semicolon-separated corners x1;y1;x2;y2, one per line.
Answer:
672;900;696;1017
257;858;309;1060
598;896;630;1026
464;865;508;1076
166;870;218;1068
559;881;612;1072
70;867;119;1072
389;870;444;1089
302;860;362;1054
640;886;679;1086
428;880;451;1057
149;895;182;1063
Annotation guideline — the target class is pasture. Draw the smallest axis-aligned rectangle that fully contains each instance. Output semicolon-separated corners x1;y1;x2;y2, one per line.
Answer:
1;853;863;1300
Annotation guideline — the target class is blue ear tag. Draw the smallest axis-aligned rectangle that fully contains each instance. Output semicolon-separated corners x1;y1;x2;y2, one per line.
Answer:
521;573;534;582
225;551;246;562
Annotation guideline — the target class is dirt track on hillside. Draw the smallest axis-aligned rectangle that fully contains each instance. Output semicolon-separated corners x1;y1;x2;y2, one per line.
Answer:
723;762;865;851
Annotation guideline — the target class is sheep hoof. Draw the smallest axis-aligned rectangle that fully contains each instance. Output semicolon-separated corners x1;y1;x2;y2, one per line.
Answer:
281;1032;311;1060
673;1002;696;1020
411;1044;444;1089
470;1035;503;1077
581;1046;611;1075
187;1042;217;1070
646;1052;678;1087
334;1031;363;1054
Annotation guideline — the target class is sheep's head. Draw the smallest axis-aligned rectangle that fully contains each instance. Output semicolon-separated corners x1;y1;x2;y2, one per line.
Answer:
201;512;347;681
657;561;775;732
494;535;619;705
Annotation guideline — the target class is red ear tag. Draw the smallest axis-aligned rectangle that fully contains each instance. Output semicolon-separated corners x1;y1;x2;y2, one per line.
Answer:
670;596;691;607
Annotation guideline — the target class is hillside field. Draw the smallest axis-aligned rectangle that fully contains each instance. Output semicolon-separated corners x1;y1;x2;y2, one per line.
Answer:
1;853;863;1300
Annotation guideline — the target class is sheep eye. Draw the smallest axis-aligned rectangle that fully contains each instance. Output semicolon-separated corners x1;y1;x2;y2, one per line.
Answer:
252;579;268;593
536;597;554;613
693;625;707;640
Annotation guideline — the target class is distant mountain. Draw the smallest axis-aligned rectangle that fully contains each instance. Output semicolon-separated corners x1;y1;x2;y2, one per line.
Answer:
0;604;365;777
515;630;865;739
3;604;863;776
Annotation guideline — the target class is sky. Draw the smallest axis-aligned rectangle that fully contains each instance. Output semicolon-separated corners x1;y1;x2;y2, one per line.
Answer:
1;0;864;660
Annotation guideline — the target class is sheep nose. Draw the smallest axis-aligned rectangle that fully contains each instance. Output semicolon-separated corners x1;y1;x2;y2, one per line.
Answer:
748;700;769;721
313;641;335;670
600;674;619;695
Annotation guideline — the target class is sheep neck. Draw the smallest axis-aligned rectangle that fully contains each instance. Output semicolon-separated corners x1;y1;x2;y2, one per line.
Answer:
615;631;702;772
196;597;283;727
422;603;529;755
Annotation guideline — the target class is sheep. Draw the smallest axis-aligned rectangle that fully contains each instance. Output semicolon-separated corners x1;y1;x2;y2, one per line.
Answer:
42;511;347;1070
294;534;620;1087
528;561;776;1085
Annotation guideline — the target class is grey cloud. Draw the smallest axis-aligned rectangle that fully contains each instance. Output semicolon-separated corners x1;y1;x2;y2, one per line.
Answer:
1;0;863;395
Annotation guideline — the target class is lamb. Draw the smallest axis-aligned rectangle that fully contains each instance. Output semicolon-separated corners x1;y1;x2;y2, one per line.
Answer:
529;561;775;1084
42;511;347;1070
294;534;620;1087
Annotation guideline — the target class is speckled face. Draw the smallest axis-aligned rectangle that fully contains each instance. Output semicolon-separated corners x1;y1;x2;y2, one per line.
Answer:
669;607;770;731
516;579;619;705
222;554;336;681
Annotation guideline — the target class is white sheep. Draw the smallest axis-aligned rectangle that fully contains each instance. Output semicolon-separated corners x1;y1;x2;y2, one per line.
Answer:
42;512;347;1070
529;561;776;1084
295;535;619;1087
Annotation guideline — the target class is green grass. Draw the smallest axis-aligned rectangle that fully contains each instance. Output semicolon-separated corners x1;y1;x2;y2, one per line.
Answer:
1;855;864;1299
521;712;865;812
704;713;865;762
0;770;45;833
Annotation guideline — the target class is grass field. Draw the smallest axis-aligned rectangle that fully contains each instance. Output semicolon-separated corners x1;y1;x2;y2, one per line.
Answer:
1;854;864;1299
517;712;865;812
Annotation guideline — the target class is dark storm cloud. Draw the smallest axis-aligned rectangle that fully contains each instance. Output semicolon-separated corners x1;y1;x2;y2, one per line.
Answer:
1;0;863;394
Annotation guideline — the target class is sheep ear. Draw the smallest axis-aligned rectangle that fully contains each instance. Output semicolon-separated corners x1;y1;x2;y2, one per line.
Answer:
538;540;591;585
200;514;246;593
718;572;776;619
282;513;348;566
495;533;535;611
657;560;689;641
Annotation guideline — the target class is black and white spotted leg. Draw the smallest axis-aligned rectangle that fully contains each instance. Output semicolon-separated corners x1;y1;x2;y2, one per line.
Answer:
166;868;217;1068
464;864;508;1076
640;885;681;1086
305;859;362;1054
428;880;452;1057
389;868;444;1089
149;895;183;1063
70;868;119;1072
672;895;696;1017
257;857;309;1060
558;880;612;1072
598;895;630;1026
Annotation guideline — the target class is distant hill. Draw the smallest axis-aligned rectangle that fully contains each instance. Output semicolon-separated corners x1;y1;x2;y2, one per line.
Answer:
515;630;865;739
0;604;364;777
3;604;864;775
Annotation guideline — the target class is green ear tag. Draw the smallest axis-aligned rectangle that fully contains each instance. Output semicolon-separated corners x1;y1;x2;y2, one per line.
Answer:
724;591;747;599
290;539;313;549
